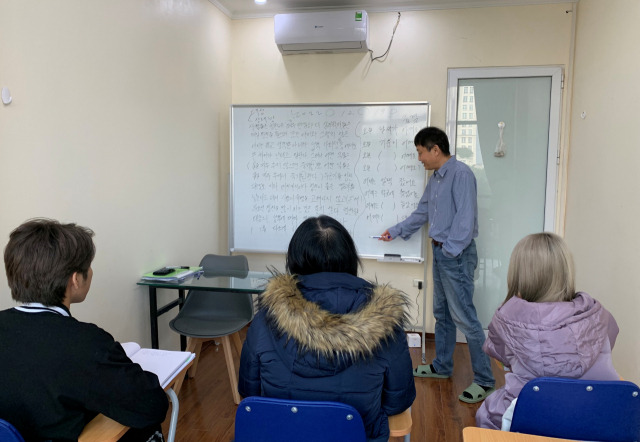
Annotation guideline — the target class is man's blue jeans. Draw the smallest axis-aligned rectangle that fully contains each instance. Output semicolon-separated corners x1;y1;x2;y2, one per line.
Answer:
431;240;495;387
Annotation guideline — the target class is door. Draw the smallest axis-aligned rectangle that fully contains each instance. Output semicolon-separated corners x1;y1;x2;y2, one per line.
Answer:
446;66;563;327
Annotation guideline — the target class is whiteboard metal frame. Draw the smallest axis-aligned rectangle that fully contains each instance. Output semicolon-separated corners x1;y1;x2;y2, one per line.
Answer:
229;101;430;258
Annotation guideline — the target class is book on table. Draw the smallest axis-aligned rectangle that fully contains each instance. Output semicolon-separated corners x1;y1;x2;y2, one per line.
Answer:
140;266;203;282
121;342;195;389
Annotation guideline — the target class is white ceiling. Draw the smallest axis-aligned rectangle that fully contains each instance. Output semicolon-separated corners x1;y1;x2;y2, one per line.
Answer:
209;0;576;19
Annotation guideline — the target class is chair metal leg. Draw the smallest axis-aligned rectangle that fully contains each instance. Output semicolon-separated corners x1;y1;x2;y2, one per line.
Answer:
221;335;241;405
166;388;179;442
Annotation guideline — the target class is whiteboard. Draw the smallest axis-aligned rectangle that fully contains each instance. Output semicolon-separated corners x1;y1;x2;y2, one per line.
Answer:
230;103;430;260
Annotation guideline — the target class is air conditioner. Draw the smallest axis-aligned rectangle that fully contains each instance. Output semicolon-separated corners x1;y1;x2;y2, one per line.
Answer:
274;10;369;55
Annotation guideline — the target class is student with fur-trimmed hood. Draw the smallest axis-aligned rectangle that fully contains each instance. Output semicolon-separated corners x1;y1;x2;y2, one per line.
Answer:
238;215;416;442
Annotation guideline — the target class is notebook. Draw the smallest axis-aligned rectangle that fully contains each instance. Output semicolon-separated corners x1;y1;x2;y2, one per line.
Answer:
121;342;195;389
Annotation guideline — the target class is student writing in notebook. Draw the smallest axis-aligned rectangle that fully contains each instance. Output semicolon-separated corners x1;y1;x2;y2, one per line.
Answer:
0;218;168;441
476;232;620;430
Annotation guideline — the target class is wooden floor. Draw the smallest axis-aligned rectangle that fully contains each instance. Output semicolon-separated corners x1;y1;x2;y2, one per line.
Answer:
161;334;506;442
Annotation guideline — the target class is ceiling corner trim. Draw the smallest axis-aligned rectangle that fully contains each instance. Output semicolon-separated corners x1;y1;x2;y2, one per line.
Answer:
208;0;233;18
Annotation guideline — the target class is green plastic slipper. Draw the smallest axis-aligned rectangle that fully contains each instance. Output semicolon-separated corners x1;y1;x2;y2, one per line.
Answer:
413;364;450;379
458;382;495;404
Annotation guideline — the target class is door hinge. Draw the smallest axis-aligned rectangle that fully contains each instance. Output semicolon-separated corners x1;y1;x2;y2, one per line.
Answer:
561;73;565;89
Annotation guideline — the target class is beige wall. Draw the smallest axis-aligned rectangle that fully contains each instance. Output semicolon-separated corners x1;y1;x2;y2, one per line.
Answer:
230;4;572;332
0;0;232;349
565;0;640;382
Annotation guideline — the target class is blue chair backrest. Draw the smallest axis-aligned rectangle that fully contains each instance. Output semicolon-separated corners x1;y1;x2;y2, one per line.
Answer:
0;418;25;442
234;396;367;442
511;377;640;442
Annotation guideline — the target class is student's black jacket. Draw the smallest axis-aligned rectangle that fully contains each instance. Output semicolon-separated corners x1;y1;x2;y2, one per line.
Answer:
0;307;168;442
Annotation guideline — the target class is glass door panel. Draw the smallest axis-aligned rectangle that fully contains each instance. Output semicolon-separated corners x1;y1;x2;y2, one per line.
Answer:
447;68;562;327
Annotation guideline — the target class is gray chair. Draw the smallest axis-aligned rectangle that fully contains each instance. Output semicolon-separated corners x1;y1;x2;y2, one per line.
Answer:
169;254;252;405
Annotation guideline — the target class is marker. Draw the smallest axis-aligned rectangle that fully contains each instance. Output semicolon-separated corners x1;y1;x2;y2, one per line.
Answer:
370;235;382;239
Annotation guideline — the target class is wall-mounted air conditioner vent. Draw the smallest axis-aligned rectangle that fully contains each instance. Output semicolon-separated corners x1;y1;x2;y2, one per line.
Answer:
274;10;369;55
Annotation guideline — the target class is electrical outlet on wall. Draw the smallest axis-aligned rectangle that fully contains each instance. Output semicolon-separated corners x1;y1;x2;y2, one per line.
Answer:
413;279;423;289
406;333;421;347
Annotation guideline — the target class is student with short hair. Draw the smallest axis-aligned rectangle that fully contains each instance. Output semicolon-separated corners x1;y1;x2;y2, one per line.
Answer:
476;232;620;430
238;215;416;442
0;218;168;441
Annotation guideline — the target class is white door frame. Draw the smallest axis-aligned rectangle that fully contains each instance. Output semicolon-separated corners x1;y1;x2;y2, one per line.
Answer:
446;66;563;232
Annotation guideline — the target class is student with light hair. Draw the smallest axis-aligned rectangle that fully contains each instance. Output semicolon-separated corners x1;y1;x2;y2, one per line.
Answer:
476;232;620;430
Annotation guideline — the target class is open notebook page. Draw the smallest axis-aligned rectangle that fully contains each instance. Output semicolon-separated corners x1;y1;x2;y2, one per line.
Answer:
121;342;195;389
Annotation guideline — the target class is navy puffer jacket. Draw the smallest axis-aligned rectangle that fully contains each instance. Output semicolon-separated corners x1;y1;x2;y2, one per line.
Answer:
238;272;416;442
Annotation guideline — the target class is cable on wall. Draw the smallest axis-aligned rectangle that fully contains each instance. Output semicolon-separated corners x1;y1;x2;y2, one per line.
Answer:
369;12;401;62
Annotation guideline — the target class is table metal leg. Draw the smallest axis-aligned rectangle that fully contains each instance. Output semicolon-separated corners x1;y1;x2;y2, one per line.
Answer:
149;287;159;349
179;289;186;351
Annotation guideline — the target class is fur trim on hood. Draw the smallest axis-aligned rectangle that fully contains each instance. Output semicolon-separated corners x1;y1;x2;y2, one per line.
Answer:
259;273;410;361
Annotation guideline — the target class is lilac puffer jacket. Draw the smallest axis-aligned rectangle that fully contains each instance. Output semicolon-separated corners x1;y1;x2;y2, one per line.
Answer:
476;292;619;430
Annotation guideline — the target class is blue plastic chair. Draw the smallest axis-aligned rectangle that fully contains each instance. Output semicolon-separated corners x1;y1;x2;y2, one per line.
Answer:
0;419;25;442
234;397;367;442
511;377;640;441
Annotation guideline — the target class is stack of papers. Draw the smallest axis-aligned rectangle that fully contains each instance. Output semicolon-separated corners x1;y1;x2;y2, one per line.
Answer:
140;266;203;282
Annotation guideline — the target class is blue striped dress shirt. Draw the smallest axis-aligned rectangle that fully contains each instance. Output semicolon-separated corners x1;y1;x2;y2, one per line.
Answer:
388;156;478;258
